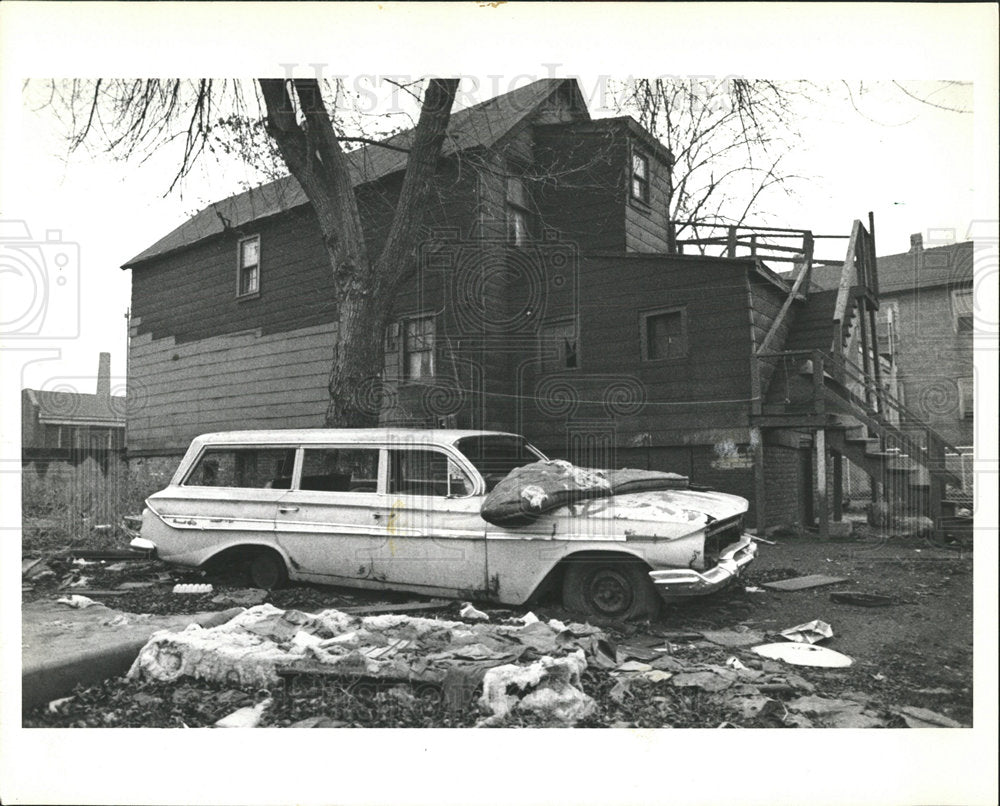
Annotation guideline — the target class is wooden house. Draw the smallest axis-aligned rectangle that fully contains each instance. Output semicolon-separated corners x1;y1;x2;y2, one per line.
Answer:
122;79;962;532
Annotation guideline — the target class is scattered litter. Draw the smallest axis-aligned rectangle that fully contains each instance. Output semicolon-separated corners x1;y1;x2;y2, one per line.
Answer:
68;576;92;588
290;716;348;728
172;583;214;595
56;595;99;609
93;524;113;532
519;612;540;625
895;705;964;728
608;677;632;703
617;644;663;661
339;599;450;615
671;668;738;692
71;558;101;567
118;581;157;590
702;628;766;648
779;619;834;644
761;574;849;592
615;660;653;673
726;657;748;670
104;614;132;627
22;559;55;581
744;586;765;593
214;698;272;728
212;588;269;607
460;603;490;621
786;695;884;728
47;696;74;713
752;642;853;668
478;650;593;726
829;591;893;607
641;669;673;683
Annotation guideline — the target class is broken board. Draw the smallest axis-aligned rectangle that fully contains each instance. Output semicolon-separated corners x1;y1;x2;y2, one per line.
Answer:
761;574;848;592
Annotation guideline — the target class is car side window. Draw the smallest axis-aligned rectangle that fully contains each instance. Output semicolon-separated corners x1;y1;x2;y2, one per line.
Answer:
184;447;296;489
299;448;379;493
387;449;473;497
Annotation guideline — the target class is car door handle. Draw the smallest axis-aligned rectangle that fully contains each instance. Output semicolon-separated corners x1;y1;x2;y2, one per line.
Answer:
279;506;299;513
372;512;381;520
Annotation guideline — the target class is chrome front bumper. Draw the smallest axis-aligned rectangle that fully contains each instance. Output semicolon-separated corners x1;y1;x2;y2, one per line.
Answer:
648;534;757;599
129;536;158;557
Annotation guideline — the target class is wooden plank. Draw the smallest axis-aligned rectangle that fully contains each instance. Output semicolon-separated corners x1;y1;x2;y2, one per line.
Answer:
761;574;848;591
339;599;452;615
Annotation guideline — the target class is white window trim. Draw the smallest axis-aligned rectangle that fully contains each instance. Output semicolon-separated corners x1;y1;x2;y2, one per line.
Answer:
237;234;261;300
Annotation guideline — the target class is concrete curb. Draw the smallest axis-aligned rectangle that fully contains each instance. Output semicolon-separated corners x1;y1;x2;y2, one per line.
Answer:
22;606;244;714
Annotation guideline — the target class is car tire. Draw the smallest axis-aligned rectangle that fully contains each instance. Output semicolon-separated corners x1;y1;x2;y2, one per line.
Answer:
248;549;288;590
562;559;660;620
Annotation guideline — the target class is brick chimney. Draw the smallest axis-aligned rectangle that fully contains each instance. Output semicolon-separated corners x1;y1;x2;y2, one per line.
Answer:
909;233;923;253
97;352;111;402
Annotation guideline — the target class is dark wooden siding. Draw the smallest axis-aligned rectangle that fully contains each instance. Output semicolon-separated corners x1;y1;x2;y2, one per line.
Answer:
533;123;627;254
748;274;795;396
513;254;755;451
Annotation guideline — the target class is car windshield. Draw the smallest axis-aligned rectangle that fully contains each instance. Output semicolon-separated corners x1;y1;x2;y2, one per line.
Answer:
454;435;548;492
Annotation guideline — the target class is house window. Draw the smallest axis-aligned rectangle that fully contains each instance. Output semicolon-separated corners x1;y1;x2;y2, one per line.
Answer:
539;319;579;372
640;307;687;360
238;236;260;297
958;377;974;419
951;287;973;334
631;150;650;204
506;177;531;246
403;315;435;380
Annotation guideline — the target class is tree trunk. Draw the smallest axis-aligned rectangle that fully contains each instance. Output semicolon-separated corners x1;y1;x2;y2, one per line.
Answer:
259;77;459;428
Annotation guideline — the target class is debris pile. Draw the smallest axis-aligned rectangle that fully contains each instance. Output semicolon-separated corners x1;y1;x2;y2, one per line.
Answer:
127;604;611;725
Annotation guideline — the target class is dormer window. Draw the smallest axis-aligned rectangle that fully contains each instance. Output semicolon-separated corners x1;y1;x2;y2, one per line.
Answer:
237;235;260;298
630;150;650;204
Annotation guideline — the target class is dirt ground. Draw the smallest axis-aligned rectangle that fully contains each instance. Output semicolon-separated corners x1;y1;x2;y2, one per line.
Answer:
22;528;974;728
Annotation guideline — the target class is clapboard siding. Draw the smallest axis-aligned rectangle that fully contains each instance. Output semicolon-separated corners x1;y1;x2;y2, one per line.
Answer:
749;275;796;395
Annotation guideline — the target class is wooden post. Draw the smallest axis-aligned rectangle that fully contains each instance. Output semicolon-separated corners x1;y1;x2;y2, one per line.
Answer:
832;451;843;522
727;226;737;258
812;350;826;415
816;428;829;538
752;427;767;537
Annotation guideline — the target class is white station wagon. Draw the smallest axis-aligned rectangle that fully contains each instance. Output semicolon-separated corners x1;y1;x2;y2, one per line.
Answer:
132;429;756;619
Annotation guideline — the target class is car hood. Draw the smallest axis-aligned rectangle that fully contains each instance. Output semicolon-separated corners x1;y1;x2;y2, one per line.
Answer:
561;488;748;527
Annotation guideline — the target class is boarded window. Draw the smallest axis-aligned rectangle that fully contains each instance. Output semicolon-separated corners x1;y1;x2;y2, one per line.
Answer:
387;449;472;497
300;448;379;492
951;287;974;334
539;319;579;371
641;307;687;360
184;447;295;489
404;316;435;380
631;150;650;203
238;236;260;297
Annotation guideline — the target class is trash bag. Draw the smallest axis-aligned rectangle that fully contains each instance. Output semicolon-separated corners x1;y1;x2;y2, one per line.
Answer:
481;460;688;526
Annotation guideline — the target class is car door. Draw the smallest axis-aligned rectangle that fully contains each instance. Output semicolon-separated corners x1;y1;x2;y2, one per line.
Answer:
365;445;488;595
272;444;389;582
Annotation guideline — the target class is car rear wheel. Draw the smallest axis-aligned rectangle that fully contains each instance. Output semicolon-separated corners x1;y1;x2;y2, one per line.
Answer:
562;560;660;620
248;549;288;590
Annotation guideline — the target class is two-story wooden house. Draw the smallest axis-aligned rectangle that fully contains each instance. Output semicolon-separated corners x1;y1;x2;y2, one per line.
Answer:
122;78;962;533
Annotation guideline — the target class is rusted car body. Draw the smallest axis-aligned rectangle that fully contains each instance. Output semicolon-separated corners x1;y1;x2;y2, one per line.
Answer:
132;429;756;618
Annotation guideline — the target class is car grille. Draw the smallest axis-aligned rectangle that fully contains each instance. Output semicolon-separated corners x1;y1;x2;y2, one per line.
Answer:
704;515;744;567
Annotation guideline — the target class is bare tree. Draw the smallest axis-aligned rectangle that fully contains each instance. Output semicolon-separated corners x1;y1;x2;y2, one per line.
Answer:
615;78;810;250
37;77;458;426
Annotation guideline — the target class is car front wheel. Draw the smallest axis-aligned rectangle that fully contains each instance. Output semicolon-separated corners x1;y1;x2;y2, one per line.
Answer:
562;560;660;620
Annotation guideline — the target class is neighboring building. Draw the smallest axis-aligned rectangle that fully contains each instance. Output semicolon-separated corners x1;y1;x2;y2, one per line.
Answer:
122;79;961;531
21;352;126;452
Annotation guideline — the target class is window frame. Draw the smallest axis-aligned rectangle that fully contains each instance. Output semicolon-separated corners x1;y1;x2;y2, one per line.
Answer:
537;317;581;372
951;286;974;334
957;377;974;420
506;176;533;247
386;445;477;499
181;444;298;489
630;148;651;206
639;305;688;362
236;235;261;300
401;314;436;382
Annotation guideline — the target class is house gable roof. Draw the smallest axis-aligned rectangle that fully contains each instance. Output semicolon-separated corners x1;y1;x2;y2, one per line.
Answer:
122;79;590;270
25;389;127;426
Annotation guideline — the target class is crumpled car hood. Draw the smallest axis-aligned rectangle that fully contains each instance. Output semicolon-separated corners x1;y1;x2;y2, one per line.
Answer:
589;488;748;526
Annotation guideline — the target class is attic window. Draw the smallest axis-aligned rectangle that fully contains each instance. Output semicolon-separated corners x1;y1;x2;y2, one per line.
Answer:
631;150;650;204
506;177;532;246
238;236;260;298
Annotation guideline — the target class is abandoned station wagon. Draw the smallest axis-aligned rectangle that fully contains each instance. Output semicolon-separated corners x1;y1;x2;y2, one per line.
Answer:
132;429;756;618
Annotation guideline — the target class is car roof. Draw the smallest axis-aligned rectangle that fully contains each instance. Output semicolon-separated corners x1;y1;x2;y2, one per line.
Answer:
191;429;526;447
